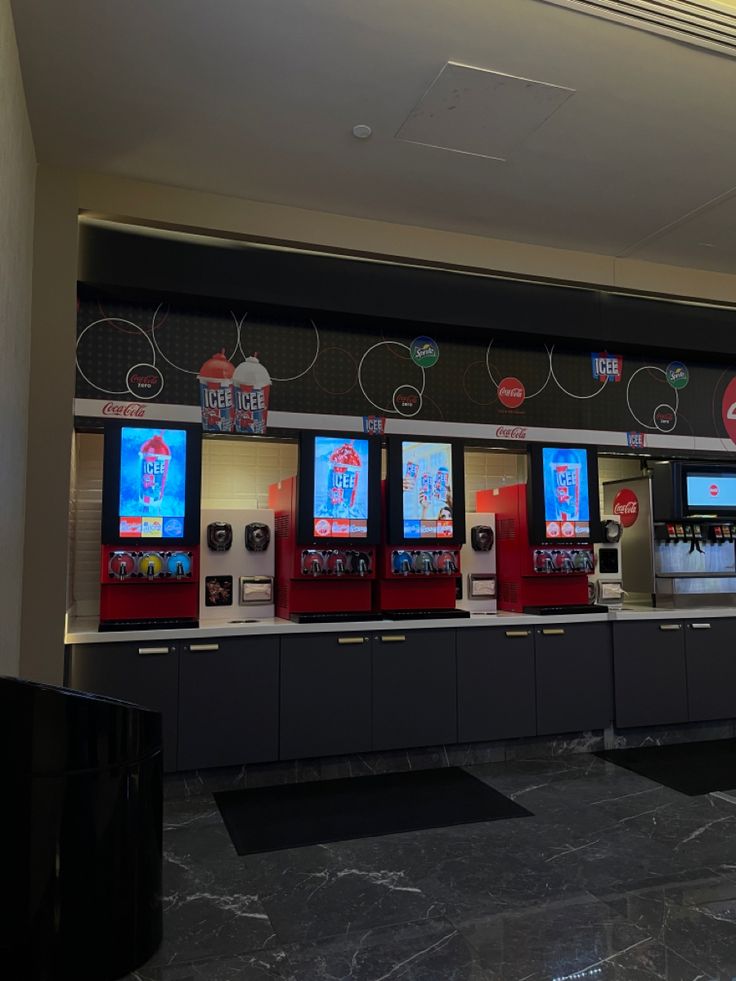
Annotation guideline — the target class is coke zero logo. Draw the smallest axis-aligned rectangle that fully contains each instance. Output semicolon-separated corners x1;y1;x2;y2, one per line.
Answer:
612;488;639;527
495;426;528;440
126;363;164;400
497;377;525;409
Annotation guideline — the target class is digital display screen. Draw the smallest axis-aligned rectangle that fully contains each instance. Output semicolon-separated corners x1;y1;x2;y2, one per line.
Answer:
686;474;736;509
118;427;187;539
541;446;591;539
312;436;370;538
401;441;454;539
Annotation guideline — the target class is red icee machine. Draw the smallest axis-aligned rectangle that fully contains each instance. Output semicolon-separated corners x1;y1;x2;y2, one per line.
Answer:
99;421;202;629
374;437;468;617
479;444;600;614
269;432;383;622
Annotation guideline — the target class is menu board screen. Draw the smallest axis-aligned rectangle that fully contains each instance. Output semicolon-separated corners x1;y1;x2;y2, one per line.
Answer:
686;474;736;509
118;427;187;539
541;446;591;540
401;441;454;539
312;435;370;538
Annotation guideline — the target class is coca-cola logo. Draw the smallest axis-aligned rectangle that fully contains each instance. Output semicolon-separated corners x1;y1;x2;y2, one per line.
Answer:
102;401;146;418
612;488;639;527
722;376;736;446
710;484;719;497
497;377;525;409
126;363;164;400
495;426;528;440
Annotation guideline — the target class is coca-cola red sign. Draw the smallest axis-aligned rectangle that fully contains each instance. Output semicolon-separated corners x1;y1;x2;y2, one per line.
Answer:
498;377;525;409
102;401;146;418
495;425;528;440
722;376;736;446
612;487;639;527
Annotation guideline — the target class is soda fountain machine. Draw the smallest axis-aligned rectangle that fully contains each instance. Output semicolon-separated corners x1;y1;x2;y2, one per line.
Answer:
457;513;497;614
269;432;382;622
99;421;202;629
480;444;601;614
605;461;736;608
375;437;469;618
199;508;275;620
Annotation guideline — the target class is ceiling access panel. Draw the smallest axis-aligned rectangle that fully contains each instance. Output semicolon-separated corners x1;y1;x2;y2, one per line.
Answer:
395;61;576;161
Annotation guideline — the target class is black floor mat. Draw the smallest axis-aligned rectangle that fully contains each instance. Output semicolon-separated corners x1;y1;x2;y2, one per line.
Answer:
597;738;736;795
214;767;531;855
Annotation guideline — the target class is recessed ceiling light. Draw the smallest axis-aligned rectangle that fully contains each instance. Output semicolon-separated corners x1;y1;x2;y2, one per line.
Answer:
352;124;373;140
698;242;717;248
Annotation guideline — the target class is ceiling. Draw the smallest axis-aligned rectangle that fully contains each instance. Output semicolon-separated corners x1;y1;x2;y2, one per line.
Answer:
11;0;736;272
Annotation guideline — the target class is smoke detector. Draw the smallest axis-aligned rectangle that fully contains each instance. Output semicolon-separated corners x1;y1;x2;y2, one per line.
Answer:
539;0;736;57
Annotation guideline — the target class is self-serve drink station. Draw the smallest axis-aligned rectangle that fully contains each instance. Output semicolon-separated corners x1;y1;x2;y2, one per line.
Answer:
606;460;736;608
269;432;382;622
481;444;600;614
375;438;468;618
99;421;202;629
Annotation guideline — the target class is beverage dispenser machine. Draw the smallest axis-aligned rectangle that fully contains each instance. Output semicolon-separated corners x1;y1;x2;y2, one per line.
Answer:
375;437;468;617
605;461;736;607
269;432;382;622
480;445;600;613
99;421;202;629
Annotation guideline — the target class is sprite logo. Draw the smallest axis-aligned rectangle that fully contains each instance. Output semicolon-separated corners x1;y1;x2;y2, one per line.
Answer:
410;336;439;368
666;361;689;390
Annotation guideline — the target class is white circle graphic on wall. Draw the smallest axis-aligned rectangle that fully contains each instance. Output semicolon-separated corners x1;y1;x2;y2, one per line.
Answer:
126;364;165;400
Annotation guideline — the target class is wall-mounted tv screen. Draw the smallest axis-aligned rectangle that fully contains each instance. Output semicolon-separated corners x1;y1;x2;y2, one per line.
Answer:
683;469;736;514
102;421;201;545
528;444;600;543
297;432;381;544
387;438;466;545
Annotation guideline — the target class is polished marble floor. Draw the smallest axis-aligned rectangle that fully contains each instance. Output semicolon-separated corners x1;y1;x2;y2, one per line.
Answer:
125;753;736;980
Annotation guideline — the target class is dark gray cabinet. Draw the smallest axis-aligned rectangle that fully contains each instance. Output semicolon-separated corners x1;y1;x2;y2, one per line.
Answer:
686;619;736;722
372;629;457;751
280;632;372;760
535;623;613;734
67;641;179;770
178;636;279;770
613;621;688;728
457;627;536;742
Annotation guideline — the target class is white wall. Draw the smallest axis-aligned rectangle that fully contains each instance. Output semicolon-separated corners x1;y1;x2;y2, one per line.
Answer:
0;0;35;676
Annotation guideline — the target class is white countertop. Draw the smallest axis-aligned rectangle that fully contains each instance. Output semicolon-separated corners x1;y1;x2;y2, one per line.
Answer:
65;610;618;644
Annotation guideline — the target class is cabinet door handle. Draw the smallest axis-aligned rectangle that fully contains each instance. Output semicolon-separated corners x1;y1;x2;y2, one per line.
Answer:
659;624;682;631
381;635;406;643
137;646;171;656
691;623;711;630
541;628;565;636
338;637;365;645
505;630;530;638
188;643;220;652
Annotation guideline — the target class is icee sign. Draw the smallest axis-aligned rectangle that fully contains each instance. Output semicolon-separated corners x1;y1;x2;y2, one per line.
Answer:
591;352;623;384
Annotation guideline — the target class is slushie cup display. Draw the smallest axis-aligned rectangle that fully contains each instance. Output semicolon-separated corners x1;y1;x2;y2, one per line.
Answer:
198;350;234;432
233;355;271;434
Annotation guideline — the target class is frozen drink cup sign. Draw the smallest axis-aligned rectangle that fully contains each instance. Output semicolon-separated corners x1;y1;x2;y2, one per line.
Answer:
550;459;581;520
234;355;271;435
198;350;234;432
139;432;171;509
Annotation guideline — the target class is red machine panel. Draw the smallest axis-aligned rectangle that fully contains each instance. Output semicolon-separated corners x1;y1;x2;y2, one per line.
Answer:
374;479;462;612
99;545;199;624
477;484;592;613
269;477;375;619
